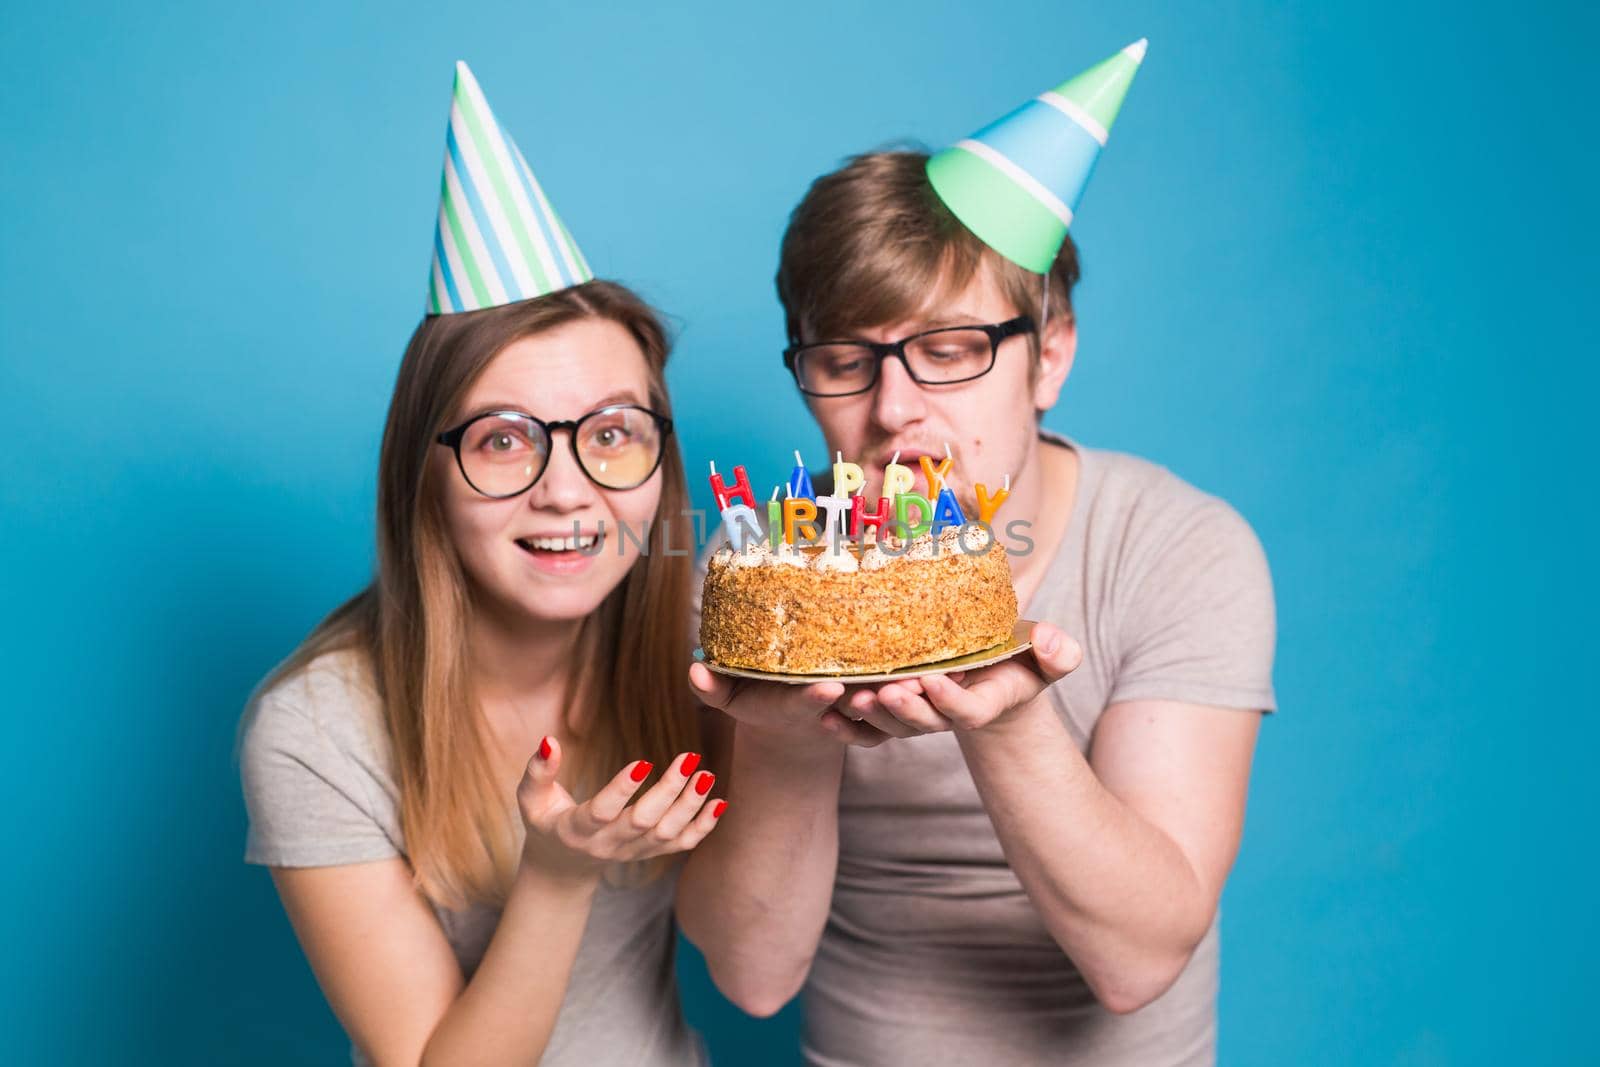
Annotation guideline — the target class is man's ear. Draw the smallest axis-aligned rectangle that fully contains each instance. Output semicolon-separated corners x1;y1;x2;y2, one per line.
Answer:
1031;314;1076;412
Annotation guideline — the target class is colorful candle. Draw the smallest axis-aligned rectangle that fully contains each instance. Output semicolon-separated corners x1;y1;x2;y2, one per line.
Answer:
882;450;915;497
766;486;782;549
930;486;966;534
974;474;1011;525
707;460;756;511
894;492;933;539
719;504;762;551
787;449;814;500
783;497;820;545
851;495;891;539
918;445;954;498
832;451;864;497
816;495;850;548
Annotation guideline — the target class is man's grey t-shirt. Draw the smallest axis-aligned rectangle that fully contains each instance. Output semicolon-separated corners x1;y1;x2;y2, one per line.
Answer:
236;648;705;1067
692;433;1276;1067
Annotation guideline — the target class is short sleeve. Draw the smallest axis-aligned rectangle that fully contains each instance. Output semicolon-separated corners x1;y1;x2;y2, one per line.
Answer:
1109;498;1277;713
238;665;403;868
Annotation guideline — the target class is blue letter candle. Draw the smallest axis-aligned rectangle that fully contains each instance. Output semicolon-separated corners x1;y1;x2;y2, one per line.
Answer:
787;449;814;500
930;487;966;535
719;504;763;552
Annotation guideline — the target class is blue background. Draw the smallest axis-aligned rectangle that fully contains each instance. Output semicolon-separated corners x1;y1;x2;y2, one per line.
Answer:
2;0;1593;1063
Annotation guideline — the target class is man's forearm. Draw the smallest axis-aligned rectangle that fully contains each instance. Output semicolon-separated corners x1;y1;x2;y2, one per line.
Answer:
958;700;1213;1014
677;723;845;1016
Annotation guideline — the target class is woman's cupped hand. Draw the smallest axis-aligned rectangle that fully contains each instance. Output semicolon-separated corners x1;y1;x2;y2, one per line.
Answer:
517;738;725;881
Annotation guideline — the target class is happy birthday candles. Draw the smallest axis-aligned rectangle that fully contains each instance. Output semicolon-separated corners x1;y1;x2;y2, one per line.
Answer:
708;448;1010;552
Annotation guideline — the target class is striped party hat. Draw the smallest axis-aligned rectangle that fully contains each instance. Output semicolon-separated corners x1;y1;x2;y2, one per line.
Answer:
926;39;1147;273
427;61;593;315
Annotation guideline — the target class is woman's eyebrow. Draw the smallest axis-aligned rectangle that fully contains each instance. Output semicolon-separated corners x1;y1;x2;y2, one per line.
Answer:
454;389;648;422
589;388;647;409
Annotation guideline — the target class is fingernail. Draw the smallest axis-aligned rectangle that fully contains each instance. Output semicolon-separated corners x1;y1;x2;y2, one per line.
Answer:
537;737;552;761
695;772;716;796
713;800;728;818
630;761;652;782
1040;629;1059;655
679;752;701;777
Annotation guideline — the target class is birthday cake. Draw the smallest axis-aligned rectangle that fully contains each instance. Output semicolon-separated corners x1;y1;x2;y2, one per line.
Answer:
700;527;1017;675
698;449;1019;675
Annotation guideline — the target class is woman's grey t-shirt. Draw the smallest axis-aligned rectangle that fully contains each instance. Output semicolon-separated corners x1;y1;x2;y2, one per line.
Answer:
692;433;1277;1067
237;648;704;1067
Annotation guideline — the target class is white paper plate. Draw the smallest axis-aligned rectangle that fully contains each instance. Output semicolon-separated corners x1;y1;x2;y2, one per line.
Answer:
695;619;1038;685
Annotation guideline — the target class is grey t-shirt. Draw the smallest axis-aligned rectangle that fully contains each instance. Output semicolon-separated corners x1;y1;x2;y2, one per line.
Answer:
237;648;705;1067
692;432;1276;1067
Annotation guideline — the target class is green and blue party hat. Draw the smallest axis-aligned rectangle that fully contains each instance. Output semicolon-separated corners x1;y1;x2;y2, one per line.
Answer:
427;61;592;315
926;39;1147;273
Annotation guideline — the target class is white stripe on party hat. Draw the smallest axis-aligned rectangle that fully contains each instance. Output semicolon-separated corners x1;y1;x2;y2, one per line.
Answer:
926;39;1147;274
426;61;592;315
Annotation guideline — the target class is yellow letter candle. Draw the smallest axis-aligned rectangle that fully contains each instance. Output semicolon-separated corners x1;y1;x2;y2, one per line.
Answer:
883;451;916;497
832;451;865;497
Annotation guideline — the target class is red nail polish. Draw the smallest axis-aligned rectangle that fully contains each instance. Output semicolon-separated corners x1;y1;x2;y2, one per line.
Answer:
679;752;701;777
712;800;728;818
630;761;652;782
695;772;715;796
537;737;552;761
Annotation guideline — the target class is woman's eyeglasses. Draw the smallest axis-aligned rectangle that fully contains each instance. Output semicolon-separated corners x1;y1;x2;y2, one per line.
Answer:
435;404;673;498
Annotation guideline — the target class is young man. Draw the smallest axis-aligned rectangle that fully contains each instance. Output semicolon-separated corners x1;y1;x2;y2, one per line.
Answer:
682;42;1276;1065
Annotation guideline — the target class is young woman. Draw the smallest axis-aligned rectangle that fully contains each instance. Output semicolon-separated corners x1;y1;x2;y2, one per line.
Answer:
239;279;722;1066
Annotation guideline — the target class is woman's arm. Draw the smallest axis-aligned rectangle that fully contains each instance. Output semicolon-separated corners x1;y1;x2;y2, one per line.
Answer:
272;854;595;1066
271;741;722;1065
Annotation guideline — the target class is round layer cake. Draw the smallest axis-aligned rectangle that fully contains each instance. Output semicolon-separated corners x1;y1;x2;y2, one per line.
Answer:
699;526;1018;675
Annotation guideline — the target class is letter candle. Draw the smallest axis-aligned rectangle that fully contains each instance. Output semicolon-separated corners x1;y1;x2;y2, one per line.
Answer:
766;486;783;549
974;473;1011;525
832;451;865;497
882;451;916;498
815;495;850;550
707;460;756;511
720;504;762;551
826;450;864;548
783;497;819;545
851;494;892;539
708;462;763;551
894;492;933;538
918;444;954;498
787;449;814;500
931;487;966;534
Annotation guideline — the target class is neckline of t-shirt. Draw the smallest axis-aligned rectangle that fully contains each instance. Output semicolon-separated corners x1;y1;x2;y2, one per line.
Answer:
1023;428;1096;617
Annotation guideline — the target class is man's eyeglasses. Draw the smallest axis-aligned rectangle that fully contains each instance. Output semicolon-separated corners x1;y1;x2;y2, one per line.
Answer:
782;316;1035;398
435;404;672;498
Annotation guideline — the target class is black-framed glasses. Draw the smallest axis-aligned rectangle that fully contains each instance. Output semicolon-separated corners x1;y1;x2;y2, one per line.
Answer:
782;315;1035;397
435;404;673;498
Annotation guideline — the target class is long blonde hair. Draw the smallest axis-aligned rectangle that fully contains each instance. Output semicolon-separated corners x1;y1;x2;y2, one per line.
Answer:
262;280;697;910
